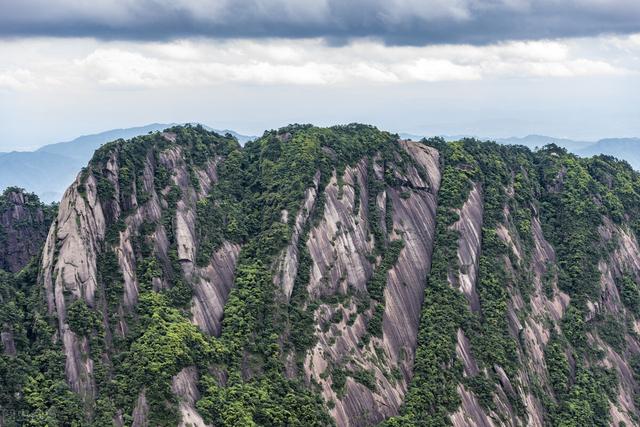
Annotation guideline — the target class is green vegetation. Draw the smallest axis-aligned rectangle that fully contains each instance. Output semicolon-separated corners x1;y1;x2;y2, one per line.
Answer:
0;187;57;272
87;124;410;425
67;299;101;337
3;125;640;426
112;292;219;426
545;333;570;399
537;146;602;303
0;263;85;426
391;139;634;426
391;139;477;425
619;274;640;315
554;367;617;427
597;314;626;354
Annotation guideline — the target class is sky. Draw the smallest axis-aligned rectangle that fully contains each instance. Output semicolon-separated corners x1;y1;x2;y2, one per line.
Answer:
0;0;639;151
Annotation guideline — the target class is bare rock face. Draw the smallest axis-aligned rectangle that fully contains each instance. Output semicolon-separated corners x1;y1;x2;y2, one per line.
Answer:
524;216;569;369
132;390;149;427
38;134;241;414
448;186;572;427
383;185;438;359
191;241;241;336
0;330;16;356
172;367;211;427
306;162;374;300
451;384;495;427
304;144;441;426
0;188;55;272
31;128;640;427
511;216;570;427
41;172;106;399
398;140;440;190
451;182;483;312
448;183;504;425
275;172;320;301
596;219;640;425
304;163;379;426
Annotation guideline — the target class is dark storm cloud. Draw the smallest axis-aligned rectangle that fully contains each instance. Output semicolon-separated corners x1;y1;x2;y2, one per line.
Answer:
1;0;639;44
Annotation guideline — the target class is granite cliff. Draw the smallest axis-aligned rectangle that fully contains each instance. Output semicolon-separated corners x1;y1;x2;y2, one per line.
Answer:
2;124;640;426
0;188;55;273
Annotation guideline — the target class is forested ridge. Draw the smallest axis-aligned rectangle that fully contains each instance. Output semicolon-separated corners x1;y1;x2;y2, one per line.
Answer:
0;188;56;273
1;124;640;426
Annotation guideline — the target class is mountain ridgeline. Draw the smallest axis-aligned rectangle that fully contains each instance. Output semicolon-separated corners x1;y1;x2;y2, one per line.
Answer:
0;123;256;203
2;124;640;426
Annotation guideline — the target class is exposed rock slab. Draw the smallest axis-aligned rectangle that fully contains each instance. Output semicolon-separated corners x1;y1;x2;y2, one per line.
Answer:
41;172;106;400
275;172;320;301
172;367;211;427
305;143;441;426
451;182;483;312
0;188;53;272
191;241;241;336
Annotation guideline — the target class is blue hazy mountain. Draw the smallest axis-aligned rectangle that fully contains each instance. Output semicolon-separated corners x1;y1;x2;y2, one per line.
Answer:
399;132;639;171
494;135;595;152
577;138;640;167
495;136;639;170
0;124;256;202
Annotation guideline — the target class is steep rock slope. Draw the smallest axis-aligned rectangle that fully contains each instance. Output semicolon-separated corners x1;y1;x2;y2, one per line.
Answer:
302;141;440;426
2;126;640;427
393;141;640;427
0;188;55;273
38;127;246;425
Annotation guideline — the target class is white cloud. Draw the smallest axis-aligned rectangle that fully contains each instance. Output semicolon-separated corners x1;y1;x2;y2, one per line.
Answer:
0;34;635;91
399;58;481;81
0;69;38;90
523;59;622;77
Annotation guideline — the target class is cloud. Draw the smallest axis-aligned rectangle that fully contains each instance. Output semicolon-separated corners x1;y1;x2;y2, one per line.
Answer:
0;35;634;91
0;0;639;45
0;69;38;90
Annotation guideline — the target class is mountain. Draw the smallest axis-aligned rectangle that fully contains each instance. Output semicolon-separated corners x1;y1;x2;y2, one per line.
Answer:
0;124;256;203
2;124;640;426
577;138;640;170
399;132;475;143
36;124;177;161
0;187;56;272
199;126;256;145
0;124;173;203
499;136;640;170
494;134;594;152
400;133;592;149
401;133;640;170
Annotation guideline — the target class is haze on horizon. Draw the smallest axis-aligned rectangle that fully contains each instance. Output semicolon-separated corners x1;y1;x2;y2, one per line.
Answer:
0;0;639;151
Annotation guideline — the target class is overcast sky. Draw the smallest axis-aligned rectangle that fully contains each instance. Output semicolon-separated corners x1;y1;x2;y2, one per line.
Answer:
1;0;639;150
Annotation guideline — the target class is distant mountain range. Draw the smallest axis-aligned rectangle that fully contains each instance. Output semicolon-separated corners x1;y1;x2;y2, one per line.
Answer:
0;124;256;203
492;134;596;152
497;136;640;171
399;132;640;171
0;126;637;203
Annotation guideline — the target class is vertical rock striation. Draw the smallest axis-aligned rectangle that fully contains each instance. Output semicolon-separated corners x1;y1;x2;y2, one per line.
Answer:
304;142;441;426
21;125;640;426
